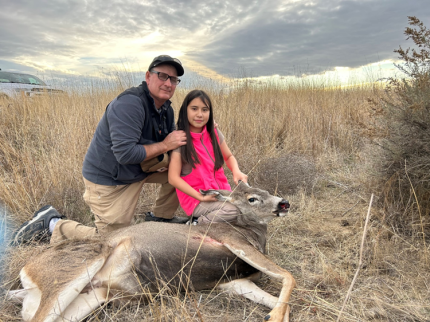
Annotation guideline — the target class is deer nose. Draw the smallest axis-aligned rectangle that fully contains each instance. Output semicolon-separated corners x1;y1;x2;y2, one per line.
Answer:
279;199;290;210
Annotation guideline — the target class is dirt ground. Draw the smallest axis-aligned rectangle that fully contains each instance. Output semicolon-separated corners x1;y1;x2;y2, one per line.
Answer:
1;177;428;322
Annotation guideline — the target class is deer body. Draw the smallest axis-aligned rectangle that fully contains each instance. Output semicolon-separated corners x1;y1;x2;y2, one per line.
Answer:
110;216;264;292
10;185;295;322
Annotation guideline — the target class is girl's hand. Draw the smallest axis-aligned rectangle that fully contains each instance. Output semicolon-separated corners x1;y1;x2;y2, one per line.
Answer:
233;171;248;185
199;194;218;202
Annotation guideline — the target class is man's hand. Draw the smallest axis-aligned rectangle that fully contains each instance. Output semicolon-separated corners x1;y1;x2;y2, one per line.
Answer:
143;131;186;160
163;130;187;151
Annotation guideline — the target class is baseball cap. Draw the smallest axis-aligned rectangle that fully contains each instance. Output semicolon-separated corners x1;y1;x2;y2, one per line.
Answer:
148;55;184;76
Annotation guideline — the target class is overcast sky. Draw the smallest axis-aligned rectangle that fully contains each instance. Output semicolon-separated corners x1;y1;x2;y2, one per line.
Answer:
0;0;429;82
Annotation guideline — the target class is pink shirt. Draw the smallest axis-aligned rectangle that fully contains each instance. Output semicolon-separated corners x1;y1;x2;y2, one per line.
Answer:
175;126;231;215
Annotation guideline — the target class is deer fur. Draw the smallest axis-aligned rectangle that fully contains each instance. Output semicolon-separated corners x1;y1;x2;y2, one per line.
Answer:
8;183;295;322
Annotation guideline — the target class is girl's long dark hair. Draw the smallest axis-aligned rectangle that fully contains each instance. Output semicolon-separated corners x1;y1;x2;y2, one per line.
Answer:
177;90;224;170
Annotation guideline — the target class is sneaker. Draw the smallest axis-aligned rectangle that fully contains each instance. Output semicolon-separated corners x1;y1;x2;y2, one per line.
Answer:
144;212;189;224
11;205;66;245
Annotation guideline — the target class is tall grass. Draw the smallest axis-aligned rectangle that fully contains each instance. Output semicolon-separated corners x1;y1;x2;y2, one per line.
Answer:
0;79;370;221
1;73;429;321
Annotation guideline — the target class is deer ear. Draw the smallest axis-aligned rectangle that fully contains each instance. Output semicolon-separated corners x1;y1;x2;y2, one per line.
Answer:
199;189;231;202
238;180;251;188
200;189;220;196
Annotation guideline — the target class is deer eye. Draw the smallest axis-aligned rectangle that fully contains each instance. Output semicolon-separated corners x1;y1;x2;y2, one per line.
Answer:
248;198;256;203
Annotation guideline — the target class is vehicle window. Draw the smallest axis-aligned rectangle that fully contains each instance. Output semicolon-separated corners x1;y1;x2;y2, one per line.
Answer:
0;72;12;83
0;72;47;86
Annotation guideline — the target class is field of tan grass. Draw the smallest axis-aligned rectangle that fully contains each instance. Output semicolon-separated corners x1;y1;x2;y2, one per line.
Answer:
0;78;428;321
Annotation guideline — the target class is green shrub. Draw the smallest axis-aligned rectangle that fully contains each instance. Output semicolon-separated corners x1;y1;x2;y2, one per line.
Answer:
372;16;430;237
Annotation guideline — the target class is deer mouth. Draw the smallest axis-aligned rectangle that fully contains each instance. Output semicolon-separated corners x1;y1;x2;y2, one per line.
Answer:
273;200;290;215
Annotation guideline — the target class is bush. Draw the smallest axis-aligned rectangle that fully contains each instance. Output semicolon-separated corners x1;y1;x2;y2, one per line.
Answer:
371;16;430;237
251;154;318;197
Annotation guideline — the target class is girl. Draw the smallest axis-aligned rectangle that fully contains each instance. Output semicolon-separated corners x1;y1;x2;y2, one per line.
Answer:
168;89;248;223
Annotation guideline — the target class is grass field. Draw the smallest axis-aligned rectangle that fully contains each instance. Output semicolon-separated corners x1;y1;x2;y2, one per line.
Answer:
0;77;428;321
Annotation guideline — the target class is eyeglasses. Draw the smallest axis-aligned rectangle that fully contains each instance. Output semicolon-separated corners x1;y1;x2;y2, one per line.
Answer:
150;71;181;85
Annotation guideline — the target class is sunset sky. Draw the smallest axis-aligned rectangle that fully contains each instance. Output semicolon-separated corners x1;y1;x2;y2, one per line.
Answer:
0;0;429;85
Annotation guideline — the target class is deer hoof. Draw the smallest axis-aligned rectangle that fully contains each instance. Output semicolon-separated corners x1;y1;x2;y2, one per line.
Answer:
264;314;271;321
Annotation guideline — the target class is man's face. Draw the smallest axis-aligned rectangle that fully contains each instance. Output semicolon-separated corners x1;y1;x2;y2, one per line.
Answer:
145;64;178;106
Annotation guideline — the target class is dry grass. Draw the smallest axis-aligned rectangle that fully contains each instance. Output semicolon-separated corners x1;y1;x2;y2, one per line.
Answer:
0;78;429;321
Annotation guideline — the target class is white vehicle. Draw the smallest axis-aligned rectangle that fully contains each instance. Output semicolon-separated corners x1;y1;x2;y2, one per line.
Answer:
0;70;64;99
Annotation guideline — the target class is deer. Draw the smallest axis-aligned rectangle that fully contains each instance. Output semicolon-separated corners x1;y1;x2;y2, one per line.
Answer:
8;183;296;322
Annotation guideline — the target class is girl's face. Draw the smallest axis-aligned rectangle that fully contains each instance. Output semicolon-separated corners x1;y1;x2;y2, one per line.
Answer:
187;97;210;133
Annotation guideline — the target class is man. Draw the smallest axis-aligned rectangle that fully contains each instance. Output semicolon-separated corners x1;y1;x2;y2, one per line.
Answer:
13;55;187;245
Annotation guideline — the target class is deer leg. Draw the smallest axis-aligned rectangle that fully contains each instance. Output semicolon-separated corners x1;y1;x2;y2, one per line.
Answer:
217;277;279;309
53;287;108;322
223;242;296;322
30;256;108;322
259;271;295;322
283;306;291;322
6;289;28;302
20;269;42;322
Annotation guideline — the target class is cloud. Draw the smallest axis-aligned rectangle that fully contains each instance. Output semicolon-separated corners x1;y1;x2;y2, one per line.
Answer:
187;0;430;76
0;0;429;78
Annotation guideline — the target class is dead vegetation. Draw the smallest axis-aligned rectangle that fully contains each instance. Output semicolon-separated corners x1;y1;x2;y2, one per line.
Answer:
366;16;430;239
0;18;429;322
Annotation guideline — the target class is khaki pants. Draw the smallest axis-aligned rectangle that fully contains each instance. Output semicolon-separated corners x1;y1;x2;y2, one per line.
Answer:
193;201;240;223
51;172;178;243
